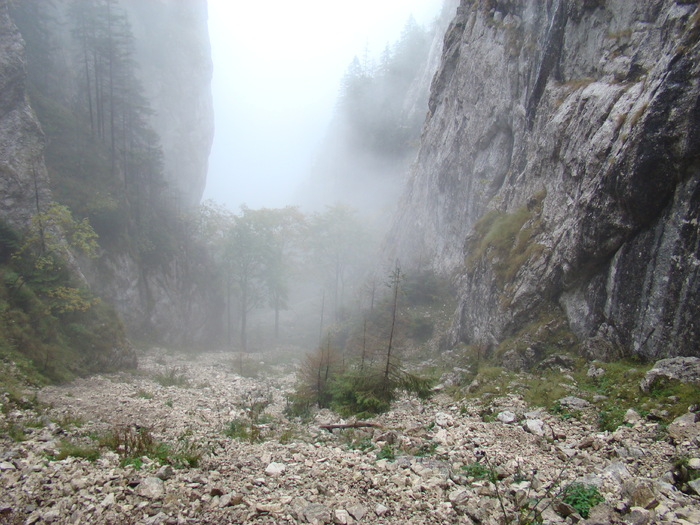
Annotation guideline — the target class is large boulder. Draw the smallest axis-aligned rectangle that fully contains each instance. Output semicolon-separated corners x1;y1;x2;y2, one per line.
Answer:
640;357;700;393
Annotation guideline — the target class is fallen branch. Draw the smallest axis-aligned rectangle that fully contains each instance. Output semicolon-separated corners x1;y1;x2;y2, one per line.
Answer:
319;422;380;432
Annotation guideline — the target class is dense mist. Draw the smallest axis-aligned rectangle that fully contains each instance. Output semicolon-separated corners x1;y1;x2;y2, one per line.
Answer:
204;0;446;212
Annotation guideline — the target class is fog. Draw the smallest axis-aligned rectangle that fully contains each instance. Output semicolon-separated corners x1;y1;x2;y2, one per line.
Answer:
204;0;444;211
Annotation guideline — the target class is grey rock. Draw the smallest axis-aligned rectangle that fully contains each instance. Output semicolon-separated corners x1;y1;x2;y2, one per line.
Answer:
333;509;352;525
667;412;700;444
137;477;165;500
303;503;331;524
622;479;658;509
640;357;700;393
557;397;590;410
625;507;652;525
435;412;454;427
156;465;174;481
602;462;632;482
687;457;700;470
586;503;616;524
374;504;389;517
523;419;546;436
553;500;577;517
386;0;700;360
587;364;605;378
448;488;469;505
347;504;367;521
467;379;481;393
688;478;700;496
624;409;642;424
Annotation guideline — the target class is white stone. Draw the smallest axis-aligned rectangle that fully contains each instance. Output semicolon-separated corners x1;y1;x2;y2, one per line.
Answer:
496;411;517;424
375;503;389;516
334;509;353;524
264;462;286;476
523;419;546;436
435;412;454;427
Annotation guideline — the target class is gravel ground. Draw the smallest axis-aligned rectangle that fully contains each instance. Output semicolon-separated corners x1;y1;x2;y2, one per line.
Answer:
1;348;699;524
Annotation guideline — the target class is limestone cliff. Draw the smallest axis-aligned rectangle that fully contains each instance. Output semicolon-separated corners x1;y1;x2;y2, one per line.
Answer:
388;0;700;360
0;0;50;228
119;0;214;208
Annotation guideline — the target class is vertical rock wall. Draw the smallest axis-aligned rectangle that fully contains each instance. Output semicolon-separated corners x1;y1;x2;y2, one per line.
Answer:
0;0;50;228
387;0;700;359
119;0;214;209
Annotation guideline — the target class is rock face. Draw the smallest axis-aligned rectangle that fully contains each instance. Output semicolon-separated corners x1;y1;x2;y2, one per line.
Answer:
387;0;700;359
0;0;50;228
2;0;219;345
119;0;214;208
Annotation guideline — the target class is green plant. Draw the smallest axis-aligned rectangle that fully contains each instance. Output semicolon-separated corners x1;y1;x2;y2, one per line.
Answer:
99;425;201;469
53;413;85;429
278;429;295;444
1;422;27;442
597;406;626;432
223;418;265;443
462;461;497;483
465;191;546;288
223;419;249;440
256;413;275;425
51;439;100;462
550;401;582;422
415;441;438;457
153;368;189;388
135;389;154;400
99;425;160;465
376;443;395;461
561;483;604;519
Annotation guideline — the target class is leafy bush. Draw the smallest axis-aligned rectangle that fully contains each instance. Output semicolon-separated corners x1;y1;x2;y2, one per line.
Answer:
223;418;265;443
462;461;497;483
403;270;451;306
561;483;604;518
223;419;250;440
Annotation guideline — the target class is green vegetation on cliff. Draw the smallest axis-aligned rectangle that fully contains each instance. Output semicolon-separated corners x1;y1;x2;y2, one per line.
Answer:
0;217;133;390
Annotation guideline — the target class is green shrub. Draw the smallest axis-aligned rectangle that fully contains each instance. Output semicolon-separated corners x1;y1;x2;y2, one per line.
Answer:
52;439;100;462
223;419;250;440
462;461;497;483
376;443;395;461
153;368;189;388
99;425;200;469
561;483;604;518
597;406;626;432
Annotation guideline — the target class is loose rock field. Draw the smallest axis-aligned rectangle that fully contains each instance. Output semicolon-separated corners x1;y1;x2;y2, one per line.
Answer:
1;349;699;524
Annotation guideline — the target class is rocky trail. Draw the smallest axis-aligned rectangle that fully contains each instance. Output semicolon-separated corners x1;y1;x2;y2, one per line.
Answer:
1;349;699;525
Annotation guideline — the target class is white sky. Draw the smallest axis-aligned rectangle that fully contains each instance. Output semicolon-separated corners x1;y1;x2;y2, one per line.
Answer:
203;0;445;210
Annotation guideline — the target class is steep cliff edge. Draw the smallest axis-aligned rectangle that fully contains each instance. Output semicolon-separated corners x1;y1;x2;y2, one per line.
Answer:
0;0;49;228
388;0;699;360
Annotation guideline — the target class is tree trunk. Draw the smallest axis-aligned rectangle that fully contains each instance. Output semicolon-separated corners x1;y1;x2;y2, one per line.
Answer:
384;264;401;381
